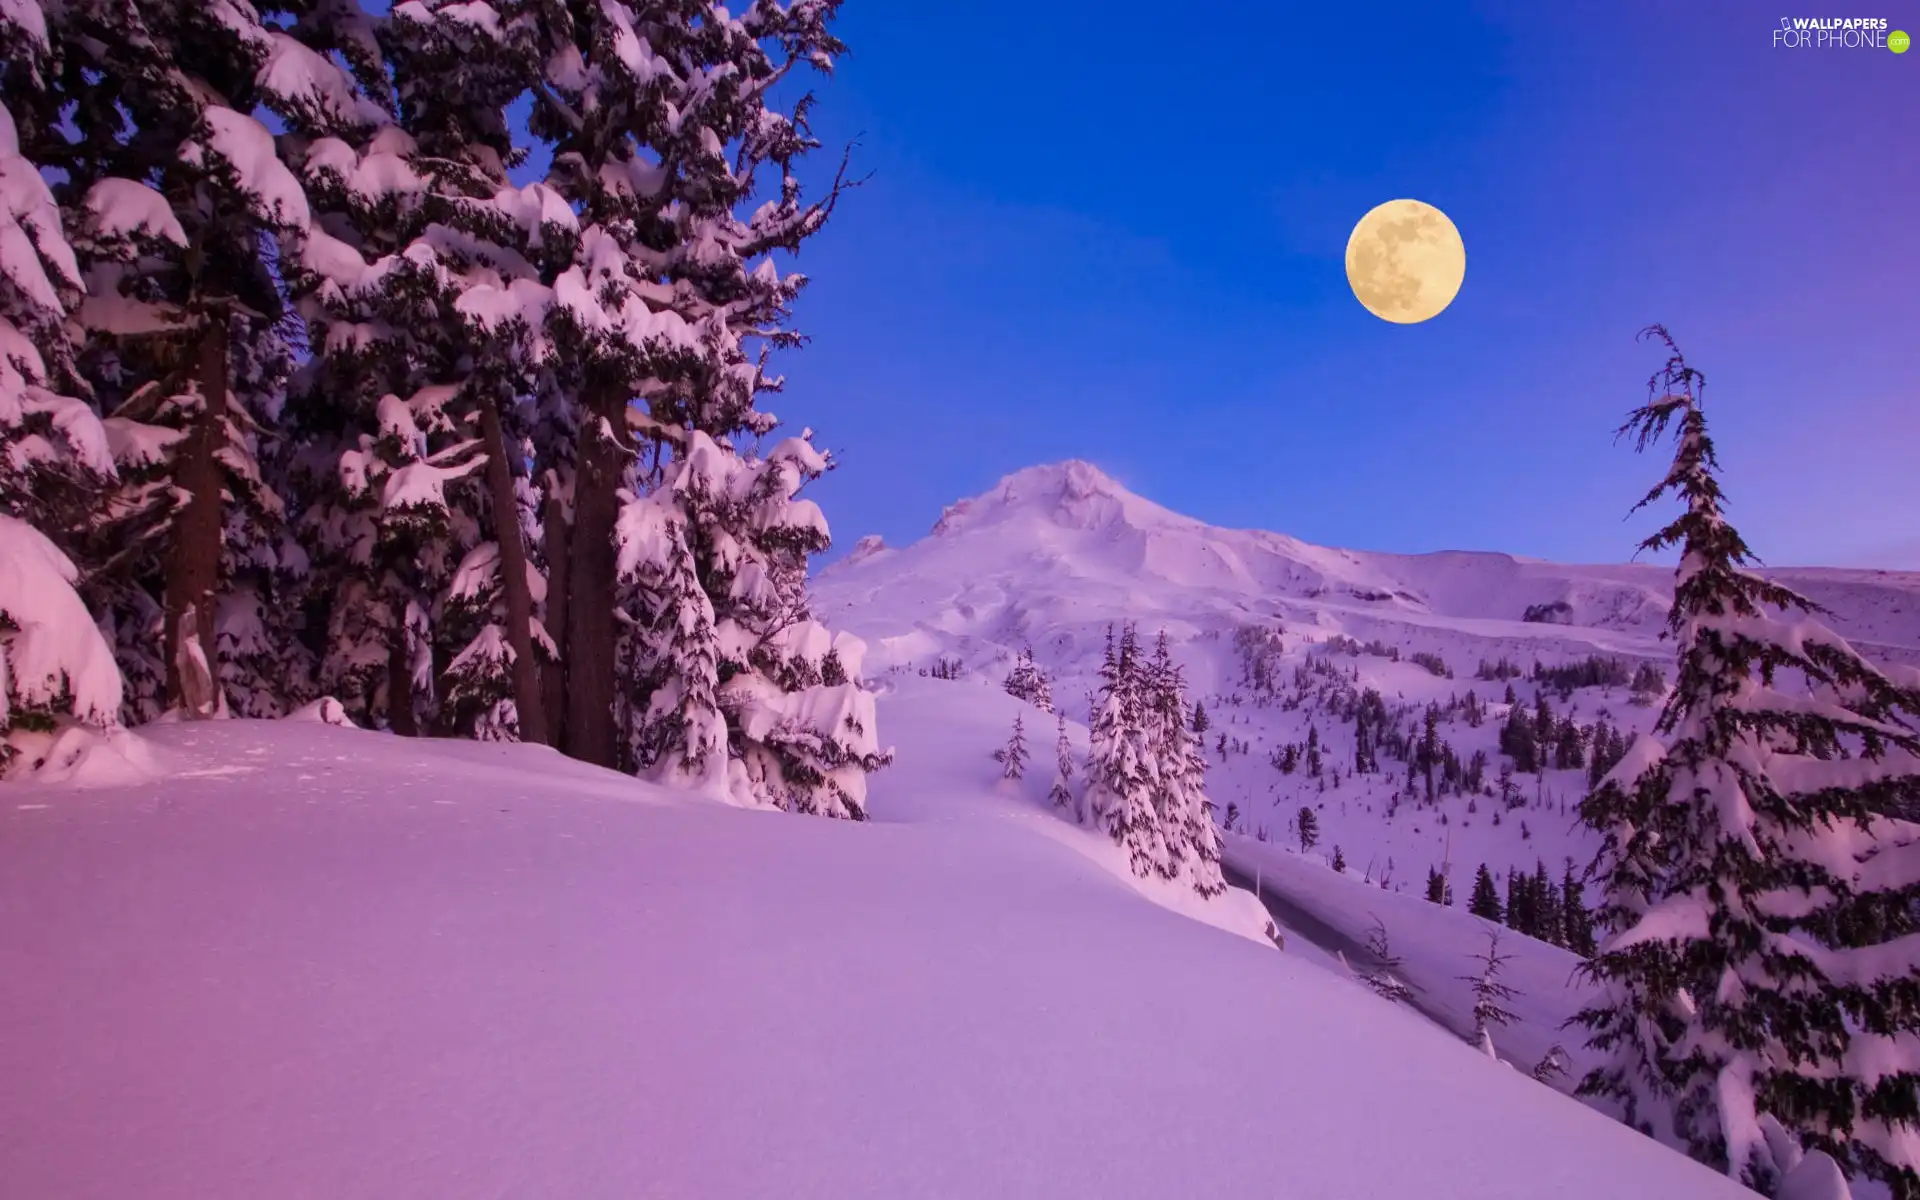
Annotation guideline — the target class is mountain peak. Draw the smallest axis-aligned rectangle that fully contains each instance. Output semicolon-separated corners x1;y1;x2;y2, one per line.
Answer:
932;460;1171;537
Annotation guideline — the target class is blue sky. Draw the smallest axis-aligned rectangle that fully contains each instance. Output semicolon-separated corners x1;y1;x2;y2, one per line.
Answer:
769;0;1919;568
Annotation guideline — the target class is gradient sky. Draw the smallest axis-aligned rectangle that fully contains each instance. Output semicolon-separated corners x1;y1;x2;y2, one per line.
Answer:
767;0;1918;568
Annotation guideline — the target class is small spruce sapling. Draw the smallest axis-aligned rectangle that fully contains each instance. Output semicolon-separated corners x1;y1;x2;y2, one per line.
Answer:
1361;917;1416;1005
1047;713;1076;814
1462;929;1520;1058
999;713;1029;780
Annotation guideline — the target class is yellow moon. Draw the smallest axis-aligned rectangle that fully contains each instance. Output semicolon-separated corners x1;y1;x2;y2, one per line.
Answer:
1345;199;1466;324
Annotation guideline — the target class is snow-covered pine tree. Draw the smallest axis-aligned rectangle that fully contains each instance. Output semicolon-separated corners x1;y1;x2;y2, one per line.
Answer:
1144;631;1223;896
613;431;887;814
38;0;354;720
613;494;723;782
1002;645;1053;712
1361;917;1416;1005
1296;805;1319;853
1000;713;1028;781
284;0;562;740
516;0;862;779
1462;929;1519;1057
1048;712;1077;816
211;314;314;719
0;54;125;762
1575;327;1920;1196
1533;1045;1573;1087
0;59;116;539
1087;624;1165;877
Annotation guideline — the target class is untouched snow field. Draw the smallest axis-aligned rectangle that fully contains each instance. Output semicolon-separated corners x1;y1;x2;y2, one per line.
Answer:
0;702;1758;1200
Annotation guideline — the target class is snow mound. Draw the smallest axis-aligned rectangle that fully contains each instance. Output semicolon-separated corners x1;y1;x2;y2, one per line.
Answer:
288;696;358;727
2;724;161;787
0;717;1759;1200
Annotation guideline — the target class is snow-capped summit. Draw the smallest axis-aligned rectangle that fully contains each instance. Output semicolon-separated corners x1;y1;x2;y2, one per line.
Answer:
930;459;1180;537
842;533;891;566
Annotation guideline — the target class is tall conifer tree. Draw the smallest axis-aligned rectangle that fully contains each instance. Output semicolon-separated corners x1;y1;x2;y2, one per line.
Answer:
1575;327;1920;1195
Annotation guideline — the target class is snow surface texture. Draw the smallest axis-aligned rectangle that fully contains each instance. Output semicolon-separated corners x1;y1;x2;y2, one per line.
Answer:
0;711;1760;1200
814;461;1920;899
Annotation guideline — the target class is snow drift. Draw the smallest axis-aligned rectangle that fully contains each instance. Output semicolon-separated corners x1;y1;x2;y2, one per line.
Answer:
0;713;1759;1200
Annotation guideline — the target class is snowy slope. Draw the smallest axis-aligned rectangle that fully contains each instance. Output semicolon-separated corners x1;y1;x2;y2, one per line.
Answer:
1226;832;1596;1081
814;461;1920;900
0;716;1761;1200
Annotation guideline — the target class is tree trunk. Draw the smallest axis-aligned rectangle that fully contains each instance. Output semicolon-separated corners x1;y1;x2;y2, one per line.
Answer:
562;389;622;768
541;479;571;747
387;619;417;737
162;320;229;719
476;393;548;747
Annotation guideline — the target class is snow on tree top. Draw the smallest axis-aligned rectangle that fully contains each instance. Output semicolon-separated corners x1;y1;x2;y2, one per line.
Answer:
1;109;80;308
81;179;186;247
184;107;311;232
258;32;383;132
0;514;124;726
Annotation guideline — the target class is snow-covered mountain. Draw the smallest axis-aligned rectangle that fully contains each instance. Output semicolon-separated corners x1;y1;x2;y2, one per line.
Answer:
817;459;1920;681
816;460;1920;911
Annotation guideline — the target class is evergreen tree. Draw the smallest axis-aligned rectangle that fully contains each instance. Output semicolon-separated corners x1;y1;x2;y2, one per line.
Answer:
1588;719;1615;788
1331;844;1346;873
1533;1045;1573;1088
1506;867;1533;938
1306;723;1322;777
1462;930;1520;1055
1354;715;1374;774
1534;859;1563;948
999;712;1028;780
1533;692;1556;748
1562;859;1597;958
287;0;571;743
1501;704;1538;773
1087;624;1165;878
1469;864;1504;922
1142;632;1224;895
1002;645;1053;712
1555;716;1586;770
37;0;356;720
514;0;861;778
1575;327;1920;1194
0;58;126;756
1361;917;1416;1005
1419;704;1441;797
1426;867;1454;906
1047;713;1076;815
1296;805;1319;853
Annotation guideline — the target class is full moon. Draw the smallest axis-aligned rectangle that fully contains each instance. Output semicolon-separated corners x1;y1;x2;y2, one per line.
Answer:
1345;199;1466;324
